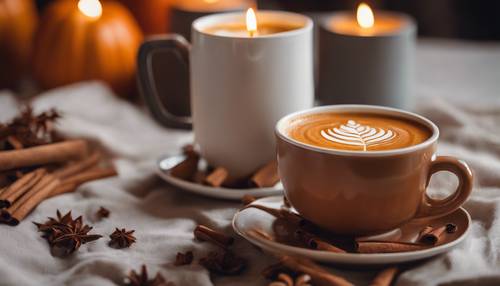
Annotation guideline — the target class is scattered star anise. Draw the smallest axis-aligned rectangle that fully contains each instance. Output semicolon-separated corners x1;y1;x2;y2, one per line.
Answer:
34;210;102;257
0;105;61;149
125;265;175;286
96;206;110;220
199;250;247;275
109;228;136;249
174;251;194;266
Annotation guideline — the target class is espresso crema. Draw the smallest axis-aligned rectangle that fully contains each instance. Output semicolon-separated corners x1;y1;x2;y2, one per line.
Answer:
287;112;431;151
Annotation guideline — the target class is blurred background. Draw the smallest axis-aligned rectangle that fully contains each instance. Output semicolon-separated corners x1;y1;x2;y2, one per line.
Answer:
2;0;499;101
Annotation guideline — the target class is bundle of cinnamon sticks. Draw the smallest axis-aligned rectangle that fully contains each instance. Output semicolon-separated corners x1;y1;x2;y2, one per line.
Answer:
0;140;117;226
171;145;280;189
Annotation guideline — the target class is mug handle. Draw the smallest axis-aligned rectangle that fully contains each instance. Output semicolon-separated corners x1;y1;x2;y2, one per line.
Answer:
415;156;473;219
137;35;192;129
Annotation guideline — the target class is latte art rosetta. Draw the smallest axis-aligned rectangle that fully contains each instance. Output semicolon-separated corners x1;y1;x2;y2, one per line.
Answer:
287;112;432;151
320;120;396;151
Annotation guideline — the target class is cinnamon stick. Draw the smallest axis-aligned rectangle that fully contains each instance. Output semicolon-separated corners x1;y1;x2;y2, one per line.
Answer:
170;153;199;180
0;140;88;172
296;229;346;253
61;167;117;186
418;225;446;245
47;183;77;198
203;167;229;187
356;241;428;253
370;267;398;286
194;225;234;248
53;151;101;179
250;160;279;188
7;174;60;225
280;256;354;286
0;168;46;208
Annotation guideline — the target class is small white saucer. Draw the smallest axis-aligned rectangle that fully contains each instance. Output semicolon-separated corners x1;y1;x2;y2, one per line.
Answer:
232;196;471;265
157;154;283;200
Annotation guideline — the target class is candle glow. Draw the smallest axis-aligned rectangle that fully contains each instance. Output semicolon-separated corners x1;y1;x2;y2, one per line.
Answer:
78;0;103;19
246;8;257;37
356;3;374;29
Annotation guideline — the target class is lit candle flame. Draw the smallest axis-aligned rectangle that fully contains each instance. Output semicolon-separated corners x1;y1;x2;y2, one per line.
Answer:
78;0;103;19
356;3;374;29
246;8;257;37
203;0;219;3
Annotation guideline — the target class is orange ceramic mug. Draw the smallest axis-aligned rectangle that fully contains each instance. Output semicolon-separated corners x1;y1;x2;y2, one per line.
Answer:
276;105;473;235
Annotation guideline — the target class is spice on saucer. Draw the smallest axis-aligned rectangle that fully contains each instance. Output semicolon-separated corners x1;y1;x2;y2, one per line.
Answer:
446;223;457;233
250;160;280;188
418;225;447;245
203;167;229;187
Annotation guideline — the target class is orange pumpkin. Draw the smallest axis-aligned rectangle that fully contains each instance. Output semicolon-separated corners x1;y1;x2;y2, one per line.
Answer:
0;0;37;88
32;0;143;97
119;0;172;35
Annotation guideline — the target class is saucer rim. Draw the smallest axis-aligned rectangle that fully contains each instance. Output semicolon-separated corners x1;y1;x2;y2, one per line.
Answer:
156;154;283;200
232;196;471;264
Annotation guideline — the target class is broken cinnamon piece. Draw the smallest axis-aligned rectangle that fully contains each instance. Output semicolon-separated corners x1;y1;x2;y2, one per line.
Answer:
8;174;61;225
356;241;428;253
241;194;256;206
62;167;117;186
0;139;88;172
170;153;199;180
53;151;101;179
418;225;447;245
369;267;398;286
0;168;46;208
280;256;353;286
295;229;346;253
7;136;23;150
203;167;229;187
446;223;457;233
250;160;279;188
194;225;234;248
175;251;194;266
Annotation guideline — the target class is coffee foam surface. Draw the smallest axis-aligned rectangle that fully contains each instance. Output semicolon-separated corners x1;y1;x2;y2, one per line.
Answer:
286;112;431;151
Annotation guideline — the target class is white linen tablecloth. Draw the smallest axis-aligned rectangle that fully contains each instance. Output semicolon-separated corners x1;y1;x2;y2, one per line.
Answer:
0;39;499;286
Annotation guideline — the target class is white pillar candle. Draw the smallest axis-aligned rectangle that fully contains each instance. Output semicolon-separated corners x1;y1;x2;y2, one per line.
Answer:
318;3;416;110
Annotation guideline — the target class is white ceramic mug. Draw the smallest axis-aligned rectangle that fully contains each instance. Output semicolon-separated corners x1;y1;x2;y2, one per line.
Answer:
138;11;314;179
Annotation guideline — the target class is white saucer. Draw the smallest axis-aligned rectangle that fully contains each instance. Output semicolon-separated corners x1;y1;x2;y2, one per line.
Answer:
232;196;471;265
157;154;283;200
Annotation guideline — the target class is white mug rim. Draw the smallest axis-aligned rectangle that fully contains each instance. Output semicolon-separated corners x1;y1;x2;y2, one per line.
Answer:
192;10;314;40
275;105;439;157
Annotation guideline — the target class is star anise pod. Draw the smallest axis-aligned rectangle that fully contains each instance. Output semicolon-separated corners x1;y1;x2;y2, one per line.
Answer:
109;228;136;249
199;250;247;275
34;210;102;257
0;105;61;148
125;265;175;286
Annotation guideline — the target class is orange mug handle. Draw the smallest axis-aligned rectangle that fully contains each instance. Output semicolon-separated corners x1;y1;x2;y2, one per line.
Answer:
415;156;473;219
